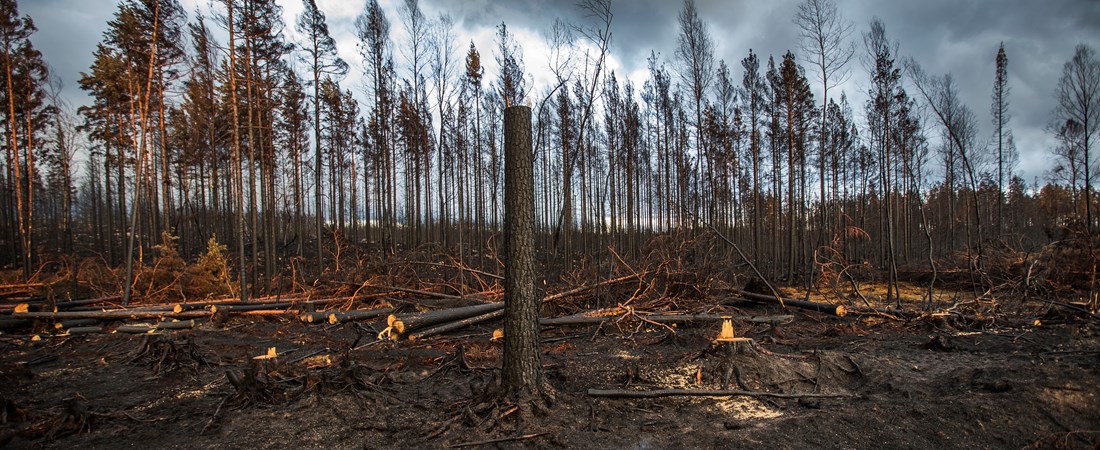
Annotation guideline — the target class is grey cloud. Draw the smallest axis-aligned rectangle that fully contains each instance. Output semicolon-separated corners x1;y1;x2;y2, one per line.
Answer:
21;0;1100;182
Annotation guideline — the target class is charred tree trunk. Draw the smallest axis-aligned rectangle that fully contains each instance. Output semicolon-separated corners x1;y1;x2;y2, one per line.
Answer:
501;105;542;399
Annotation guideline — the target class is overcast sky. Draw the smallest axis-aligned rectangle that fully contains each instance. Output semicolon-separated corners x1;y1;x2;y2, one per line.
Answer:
22;0;1100;184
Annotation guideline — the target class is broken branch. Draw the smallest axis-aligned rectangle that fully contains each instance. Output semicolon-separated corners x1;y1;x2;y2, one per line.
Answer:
587;388;851;399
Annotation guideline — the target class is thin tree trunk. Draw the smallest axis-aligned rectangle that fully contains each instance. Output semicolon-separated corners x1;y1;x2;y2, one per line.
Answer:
227;0;248;303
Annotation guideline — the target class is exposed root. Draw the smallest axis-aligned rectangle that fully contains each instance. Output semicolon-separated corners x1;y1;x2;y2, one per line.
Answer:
127;334;208;377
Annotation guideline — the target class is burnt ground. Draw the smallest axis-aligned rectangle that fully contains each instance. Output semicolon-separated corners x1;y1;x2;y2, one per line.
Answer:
1;303;1098;449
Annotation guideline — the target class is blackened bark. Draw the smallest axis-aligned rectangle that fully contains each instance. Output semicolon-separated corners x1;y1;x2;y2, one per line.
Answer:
501;105;541;397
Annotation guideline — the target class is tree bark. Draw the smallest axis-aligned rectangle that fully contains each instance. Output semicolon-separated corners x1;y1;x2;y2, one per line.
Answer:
501;105;541;398
388;302;503;334
408;308;505;341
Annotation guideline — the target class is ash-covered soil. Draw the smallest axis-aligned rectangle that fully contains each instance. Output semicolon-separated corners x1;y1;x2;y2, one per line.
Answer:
1;306;1098;449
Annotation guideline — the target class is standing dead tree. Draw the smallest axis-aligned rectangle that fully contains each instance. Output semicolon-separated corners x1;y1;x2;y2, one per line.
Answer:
907;58;987;292
1053;44;1100;229
500;105;548;406
794;0;854;255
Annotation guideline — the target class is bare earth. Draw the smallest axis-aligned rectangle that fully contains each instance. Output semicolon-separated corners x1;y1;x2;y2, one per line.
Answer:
1;305;1098;449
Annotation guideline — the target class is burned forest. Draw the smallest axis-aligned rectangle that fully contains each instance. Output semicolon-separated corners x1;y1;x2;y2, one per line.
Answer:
1;0;1099;448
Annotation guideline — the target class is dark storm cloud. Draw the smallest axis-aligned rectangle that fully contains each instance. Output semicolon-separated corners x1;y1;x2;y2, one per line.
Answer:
20;0;1100;181
24;0;115;107
444;0;1098;180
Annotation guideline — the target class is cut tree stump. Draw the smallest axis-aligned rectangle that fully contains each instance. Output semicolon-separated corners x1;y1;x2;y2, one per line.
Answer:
298;312;330;324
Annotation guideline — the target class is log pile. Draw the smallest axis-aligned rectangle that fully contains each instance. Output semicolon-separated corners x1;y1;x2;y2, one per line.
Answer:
0;271;852;341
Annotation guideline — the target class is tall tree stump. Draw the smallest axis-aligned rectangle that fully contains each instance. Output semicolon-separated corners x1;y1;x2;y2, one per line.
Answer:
501;105;542;399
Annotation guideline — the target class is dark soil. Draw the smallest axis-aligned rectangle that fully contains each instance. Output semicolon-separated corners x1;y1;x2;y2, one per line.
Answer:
1;305;1098;449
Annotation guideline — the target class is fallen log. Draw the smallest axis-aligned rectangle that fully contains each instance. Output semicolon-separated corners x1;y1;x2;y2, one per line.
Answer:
58;295;127;308
322;307;394;324
210;302;294;313
0;295;45;304
0;283;43;291
56;319;100;330
0;303;34;314
64;326;104;335
13;309;218;320
180;295;361;310
298;312;331;324
5;300;112;313
1045;301;1100;321
0;318;31;330
116;320;196;334
388;302;504;334
0;299;42;308
366;284;470;302
404;311;796;341
407;309;505;340
68;304;176;313
538;315;608;326
587;388;851;399
847;305;916;319
731;291;846;316
65;294;362;313
539;313;794;327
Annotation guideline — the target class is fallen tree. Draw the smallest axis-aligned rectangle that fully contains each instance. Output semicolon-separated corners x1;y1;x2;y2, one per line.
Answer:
408;309;506;341
730;290;846;316
321;308;394;324
388;302;505;336
116;320;196;334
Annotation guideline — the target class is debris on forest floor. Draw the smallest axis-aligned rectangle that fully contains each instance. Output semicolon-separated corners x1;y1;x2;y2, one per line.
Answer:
2;234;1099;449
0;281;1097;449
2;269;1098;347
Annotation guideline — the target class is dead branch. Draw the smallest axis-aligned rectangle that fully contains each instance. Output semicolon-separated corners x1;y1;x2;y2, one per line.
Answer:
705;224;786;305
448;433;546;448
12;306;296;321
540;313;794;327
542;273;642;303
407;261;504;280
363;284;476;302
846;306;917;319
587;388;852;399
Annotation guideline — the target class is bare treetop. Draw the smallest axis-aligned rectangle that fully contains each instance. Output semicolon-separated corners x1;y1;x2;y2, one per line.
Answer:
676;0;715;105
794;0;855;89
